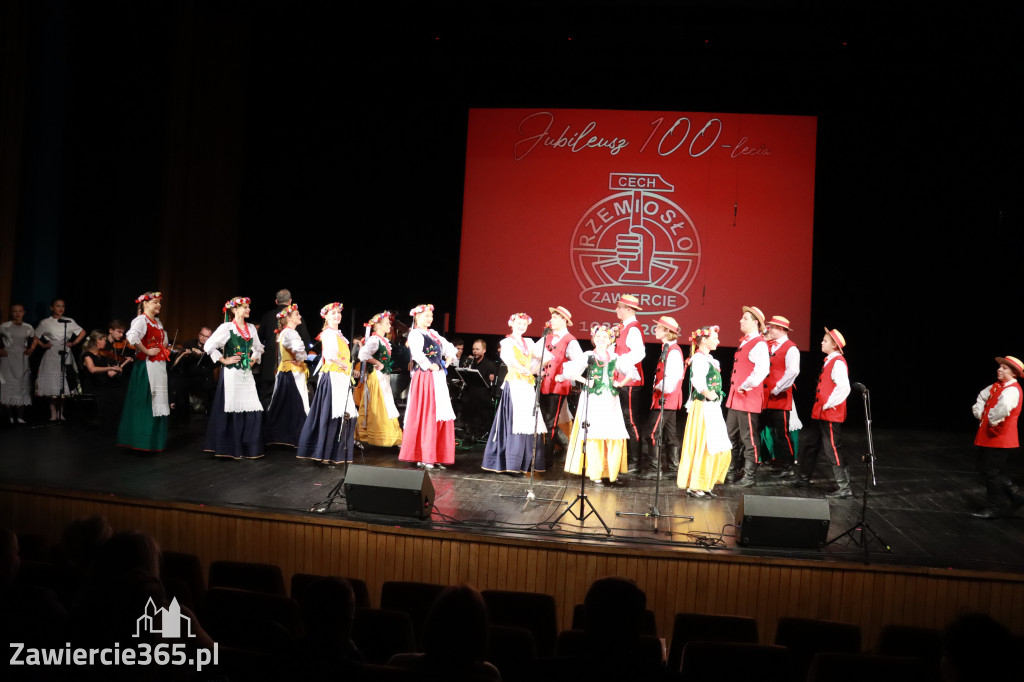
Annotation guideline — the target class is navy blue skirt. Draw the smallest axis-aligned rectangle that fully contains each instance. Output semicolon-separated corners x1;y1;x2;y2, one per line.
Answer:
297;373;355;463
204;374;264;460
482;383;545;473
264;371;308;448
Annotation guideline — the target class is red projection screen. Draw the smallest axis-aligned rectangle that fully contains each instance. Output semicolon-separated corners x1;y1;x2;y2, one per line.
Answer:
456;108;817;349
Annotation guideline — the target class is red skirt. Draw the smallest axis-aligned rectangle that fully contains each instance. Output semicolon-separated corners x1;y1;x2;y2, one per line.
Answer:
398;371;455;464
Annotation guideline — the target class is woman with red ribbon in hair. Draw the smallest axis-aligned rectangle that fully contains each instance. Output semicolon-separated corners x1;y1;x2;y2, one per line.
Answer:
398;304;458;470
356;311;403;448
264;303;309;448
203;296;265;460
297;302;359;464
117;292;171;451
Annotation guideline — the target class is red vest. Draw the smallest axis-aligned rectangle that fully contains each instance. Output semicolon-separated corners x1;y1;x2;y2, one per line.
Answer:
812;354;848;422
974;381;1022;448
137;317;170;362
613;320;644;387
651;342;684;410
726;336;767;413
540;332;575;396
763;338;797;410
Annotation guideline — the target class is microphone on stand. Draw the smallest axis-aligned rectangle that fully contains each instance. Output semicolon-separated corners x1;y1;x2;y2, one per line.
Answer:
852;382;869;396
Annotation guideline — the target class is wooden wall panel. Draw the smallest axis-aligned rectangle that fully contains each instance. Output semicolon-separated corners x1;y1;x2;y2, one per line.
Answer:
3;485;1023;649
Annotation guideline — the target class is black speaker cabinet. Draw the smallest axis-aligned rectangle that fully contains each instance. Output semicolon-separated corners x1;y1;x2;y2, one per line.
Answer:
737;495;830;548
344;465;435;520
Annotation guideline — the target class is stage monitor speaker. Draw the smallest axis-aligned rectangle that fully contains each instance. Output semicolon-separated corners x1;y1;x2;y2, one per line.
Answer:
344;465;434;520
737;495;830;548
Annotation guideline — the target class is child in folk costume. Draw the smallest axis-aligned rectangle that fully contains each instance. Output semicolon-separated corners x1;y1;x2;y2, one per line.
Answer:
297;302;359;464
642;316;685;478
399;304;458;470
482;313;547;475
677;325;732;497
356;311;403;448
116;292;171;451
559;323;636;486
969;356;1024;519
793;328;852;498
264;303;309;448
204;296;265;460
0;304;38;424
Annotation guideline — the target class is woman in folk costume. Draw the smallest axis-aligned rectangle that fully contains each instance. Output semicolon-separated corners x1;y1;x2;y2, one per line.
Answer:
203;296;265;460
356;311;403;448
0;304;38;424
677;325;732;497
264;303;309;448
399;304;458;470
559;323;635;486
297;302;359;464
482;313;547;475
35;298;86;420
116;292;171;451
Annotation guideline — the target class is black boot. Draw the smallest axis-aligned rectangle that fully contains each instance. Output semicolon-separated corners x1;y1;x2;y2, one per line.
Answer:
735;461;757;488
666;446;680;474
626;440;641;475
825;464;853;499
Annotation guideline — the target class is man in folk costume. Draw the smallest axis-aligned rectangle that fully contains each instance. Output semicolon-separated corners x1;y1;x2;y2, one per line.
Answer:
534;305;583;463
762;315;801;479
725;306;770;487
794;328;852;498
643;316;685;477
970;356;1024;519
613;294;647;476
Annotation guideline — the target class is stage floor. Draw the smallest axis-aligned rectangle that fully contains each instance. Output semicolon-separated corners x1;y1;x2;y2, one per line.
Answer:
2;416;1023;574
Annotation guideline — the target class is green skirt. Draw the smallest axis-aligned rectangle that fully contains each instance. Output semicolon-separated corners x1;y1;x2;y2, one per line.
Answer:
116;363;168;451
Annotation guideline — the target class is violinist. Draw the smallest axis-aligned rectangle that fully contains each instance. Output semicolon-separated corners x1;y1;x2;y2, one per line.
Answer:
170;326;216;415
103;320;134;377
81;329;124;434
116;292;171;451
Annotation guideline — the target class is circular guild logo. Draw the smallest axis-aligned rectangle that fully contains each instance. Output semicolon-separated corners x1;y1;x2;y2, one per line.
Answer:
570;173;701;316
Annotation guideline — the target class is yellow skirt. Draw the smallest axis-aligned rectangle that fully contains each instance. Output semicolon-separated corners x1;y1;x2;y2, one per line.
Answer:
355;370;403;447
563;416;628;482
677;400;731;492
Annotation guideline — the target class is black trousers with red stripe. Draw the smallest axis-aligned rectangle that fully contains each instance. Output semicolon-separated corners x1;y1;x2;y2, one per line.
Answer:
726;408;760;472
798;418;846;478
761;408;797;467
618;386;642;442
538;392;568;437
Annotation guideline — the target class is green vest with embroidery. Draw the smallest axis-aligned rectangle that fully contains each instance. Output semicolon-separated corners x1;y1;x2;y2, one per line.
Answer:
224;330;253;371
689;359;723;401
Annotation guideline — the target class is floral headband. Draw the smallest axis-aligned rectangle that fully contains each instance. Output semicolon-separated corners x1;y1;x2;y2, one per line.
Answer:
689;325;720;342
590;322;617;338
222;296;250;313
410;304;434;317
320;302;343;318
135;292;162;304
364;311;393;328
507;312;532;327
276;303;298;320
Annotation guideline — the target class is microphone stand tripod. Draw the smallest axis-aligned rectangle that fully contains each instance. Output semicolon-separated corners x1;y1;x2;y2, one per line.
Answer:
55;319;72;424
310;357;358;513
499;325;568;510
549;357;610;535
825;383;891;563
617;343;693;531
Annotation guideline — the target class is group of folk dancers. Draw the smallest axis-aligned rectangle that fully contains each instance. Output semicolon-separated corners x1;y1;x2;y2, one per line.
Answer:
476;295;855;500
2;291;857;498
95;292;402;464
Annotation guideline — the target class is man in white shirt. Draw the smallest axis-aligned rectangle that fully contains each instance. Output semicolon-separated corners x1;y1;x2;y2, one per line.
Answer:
762;315;801;479
725;306;769;487
613;295;647;478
